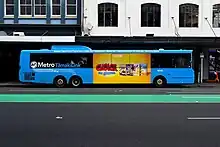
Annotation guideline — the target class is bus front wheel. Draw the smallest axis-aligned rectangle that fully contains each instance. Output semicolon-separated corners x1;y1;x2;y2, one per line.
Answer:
69;76;82;88
153;76;167;88
53;76;67;88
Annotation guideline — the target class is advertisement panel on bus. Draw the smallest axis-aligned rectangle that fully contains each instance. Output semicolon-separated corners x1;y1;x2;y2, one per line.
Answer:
93;54;151;84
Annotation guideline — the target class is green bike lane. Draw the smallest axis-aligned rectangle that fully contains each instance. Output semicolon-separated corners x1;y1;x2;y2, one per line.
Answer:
0;94;220;103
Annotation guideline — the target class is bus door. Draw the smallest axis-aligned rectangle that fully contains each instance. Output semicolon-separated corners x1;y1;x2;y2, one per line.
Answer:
152;53;192;83
167;53;194;84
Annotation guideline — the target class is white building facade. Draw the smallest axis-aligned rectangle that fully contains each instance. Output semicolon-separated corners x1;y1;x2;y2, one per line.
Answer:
83;0;220;37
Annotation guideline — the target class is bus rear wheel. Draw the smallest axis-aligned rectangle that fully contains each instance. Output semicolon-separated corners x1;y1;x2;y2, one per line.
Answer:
54;76;67;88
153;76;167;88
69;76;82;88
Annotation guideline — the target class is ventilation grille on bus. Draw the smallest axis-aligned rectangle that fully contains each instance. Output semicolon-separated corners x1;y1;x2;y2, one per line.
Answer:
24;72;35;80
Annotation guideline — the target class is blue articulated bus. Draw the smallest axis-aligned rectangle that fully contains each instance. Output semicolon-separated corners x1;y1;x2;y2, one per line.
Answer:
19;45;194;87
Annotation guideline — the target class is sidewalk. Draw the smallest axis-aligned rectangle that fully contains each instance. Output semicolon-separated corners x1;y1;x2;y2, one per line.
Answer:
0;82;23;86
0;82;32;87
191;83;220;88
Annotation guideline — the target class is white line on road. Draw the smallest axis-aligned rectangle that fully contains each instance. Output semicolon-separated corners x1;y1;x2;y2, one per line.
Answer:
56;116;63;120
9;89;60;92
182;96;220;99
168;92;220;94
187;117;220;120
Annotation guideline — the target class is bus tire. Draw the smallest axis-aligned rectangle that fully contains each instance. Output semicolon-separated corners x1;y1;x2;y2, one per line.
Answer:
69;76;82;88
153;76;167;88
53;76;67;88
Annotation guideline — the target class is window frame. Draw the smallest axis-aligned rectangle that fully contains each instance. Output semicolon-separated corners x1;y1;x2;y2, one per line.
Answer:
212;4;220;28
141;3;161;27
51;0;61;17
179;3;199;28
34;0;46;17
4;0;15;17
98;2;118;27
151;53;192;68
65;0;77;17
19;0;32;17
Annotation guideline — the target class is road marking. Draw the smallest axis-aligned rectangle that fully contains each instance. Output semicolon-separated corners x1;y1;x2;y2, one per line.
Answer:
187;117;220;120
56;116;63;120
9;89;60;92
182;96;220;99
168;92;220;94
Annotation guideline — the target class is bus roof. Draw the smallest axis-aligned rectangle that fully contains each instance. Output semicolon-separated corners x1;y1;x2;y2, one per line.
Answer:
22;49;193;54
22;45;193;54
51;45;92;51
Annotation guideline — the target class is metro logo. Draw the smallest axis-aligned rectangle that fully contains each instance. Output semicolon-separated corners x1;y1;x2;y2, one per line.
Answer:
96;64;117;71
37;62;55;68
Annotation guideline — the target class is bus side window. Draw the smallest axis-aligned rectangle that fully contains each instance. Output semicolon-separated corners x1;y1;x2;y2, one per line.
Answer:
151;54;161;68
173;54;191;68
151;53;173;68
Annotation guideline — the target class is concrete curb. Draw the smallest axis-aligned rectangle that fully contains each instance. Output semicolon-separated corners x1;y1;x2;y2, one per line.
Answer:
197;84;218;88
184;84;218;88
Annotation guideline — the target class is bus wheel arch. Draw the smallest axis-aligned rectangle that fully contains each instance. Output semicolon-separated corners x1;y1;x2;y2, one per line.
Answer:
153;76;167;88
53;75;67;88
69;75;83;87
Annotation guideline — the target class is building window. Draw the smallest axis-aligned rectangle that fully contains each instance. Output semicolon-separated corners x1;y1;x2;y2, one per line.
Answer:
213;4;220;28
179;3;199;27
141;3;161;27
98;3;118;27
5;0;14;16
20;0;32;16
35;0;46;16
52;0;61;16
66;0;77;16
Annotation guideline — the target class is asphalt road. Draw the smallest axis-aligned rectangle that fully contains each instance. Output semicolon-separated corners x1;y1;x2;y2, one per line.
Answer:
1;103;220;147
0;85;219;94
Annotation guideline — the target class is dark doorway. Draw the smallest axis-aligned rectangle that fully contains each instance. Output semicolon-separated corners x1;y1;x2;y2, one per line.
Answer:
0;48;21;82
0;42;53;83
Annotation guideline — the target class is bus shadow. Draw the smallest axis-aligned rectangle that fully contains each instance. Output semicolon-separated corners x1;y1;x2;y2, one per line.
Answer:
0;83;192;88
82;84;190;88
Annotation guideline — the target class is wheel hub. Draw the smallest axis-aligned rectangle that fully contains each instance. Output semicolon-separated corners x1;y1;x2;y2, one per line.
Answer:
57;79;64;85
157;79;163;85
72;79;80;86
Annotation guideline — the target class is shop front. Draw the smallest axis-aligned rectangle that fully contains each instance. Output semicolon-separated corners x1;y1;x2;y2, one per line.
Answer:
208;48;220;82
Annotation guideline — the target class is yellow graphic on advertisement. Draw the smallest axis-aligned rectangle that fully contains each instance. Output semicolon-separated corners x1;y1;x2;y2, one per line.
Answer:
93;54;151;84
